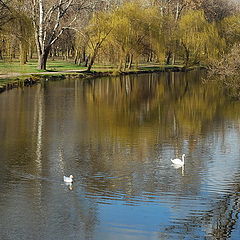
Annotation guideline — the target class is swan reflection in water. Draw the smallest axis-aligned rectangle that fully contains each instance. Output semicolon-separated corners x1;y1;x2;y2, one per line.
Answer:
172;163;185;176
64;182;73;190
171;154;186;176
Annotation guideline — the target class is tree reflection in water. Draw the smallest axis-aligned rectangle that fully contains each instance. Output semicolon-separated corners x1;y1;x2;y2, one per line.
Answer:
161;180;240;239
0;71;240;239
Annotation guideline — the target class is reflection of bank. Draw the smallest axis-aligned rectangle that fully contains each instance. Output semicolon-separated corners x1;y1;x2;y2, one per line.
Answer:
2;72;240;240
79;71;233;148
69;72;240;198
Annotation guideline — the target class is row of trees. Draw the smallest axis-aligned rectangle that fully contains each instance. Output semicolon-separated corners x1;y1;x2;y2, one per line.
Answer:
0;0;240;70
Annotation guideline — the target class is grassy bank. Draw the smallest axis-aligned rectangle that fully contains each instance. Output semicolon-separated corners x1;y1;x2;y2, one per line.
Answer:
0;59;191;75
0;59;86;74
0;59;197;94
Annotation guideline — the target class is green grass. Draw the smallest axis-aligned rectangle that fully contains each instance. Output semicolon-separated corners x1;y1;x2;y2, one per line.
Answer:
0;59;195;89
0;59;86;74
0;59;193;89
0;59;189;76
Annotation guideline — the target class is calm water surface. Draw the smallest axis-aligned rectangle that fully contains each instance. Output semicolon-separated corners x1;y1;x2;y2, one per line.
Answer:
0;72;240;240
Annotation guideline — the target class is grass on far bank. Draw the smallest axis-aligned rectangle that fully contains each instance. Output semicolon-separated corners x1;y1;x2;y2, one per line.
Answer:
0;58;194;89
0;58;87;75
0;58;194;90
0;58;187;75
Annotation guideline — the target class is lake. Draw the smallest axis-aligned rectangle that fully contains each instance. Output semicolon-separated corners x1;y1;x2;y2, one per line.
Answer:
0;71;240;240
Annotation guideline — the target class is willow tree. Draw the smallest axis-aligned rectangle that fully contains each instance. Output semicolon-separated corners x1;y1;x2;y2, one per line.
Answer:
0;0;33;63
179;10;225;65
13;12;33;64
30;0;89;70
108;2;149;70
145;7;164;63
147;8;179;64
83;12;113;71
146;2;188;65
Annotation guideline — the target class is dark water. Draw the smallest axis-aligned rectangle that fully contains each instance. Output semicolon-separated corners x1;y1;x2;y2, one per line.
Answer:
0;71;240;240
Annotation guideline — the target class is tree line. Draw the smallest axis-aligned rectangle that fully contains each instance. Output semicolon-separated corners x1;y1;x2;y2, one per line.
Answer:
0;0;239;71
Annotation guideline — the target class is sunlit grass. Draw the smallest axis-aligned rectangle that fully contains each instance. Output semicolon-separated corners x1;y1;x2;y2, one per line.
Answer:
0;58;188;76
0;59;192;89
0;59;86;74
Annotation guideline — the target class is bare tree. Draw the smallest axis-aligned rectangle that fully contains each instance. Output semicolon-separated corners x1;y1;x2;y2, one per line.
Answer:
0;0;13;29
30;0;90;70
192;0;236;22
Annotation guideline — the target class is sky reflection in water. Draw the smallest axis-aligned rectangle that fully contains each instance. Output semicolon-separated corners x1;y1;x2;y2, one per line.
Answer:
0;71;240;240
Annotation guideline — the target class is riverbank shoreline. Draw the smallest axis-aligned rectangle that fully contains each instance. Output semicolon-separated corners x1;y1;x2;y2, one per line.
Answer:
0;65;201;94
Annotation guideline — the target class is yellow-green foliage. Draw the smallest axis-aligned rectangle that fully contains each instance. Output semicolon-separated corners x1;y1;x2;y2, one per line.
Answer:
86;11;113;54
179;10;225;63
0;4;33;62
146;7;165;61
108;2;149;58
74;1;239;68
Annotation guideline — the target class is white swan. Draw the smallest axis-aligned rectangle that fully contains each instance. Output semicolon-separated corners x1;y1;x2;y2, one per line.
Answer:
171;154;185;166
63;175;74;183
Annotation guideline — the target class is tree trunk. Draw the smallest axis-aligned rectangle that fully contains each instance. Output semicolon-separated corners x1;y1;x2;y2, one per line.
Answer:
118;57;123;71
147;52;153;62
172;52;175;65
87;46;100;71
87;57;93;71
74;49;79;64
19;42;27;65
84;55;89;67
128;54;133;69
87;53;97;71
184;48;189;66
29;43;33;59
165;51;172;65
38;47;50;70
124;54;129;70
82;48;86;63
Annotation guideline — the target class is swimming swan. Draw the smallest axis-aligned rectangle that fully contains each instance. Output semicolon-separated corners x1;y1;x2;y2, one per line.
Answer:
171;154;185;166
64;175;74;183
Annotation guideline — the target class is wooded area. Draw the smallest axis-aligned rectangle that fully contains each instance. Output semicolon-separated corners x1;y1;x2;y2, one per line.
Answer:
0;0;239;71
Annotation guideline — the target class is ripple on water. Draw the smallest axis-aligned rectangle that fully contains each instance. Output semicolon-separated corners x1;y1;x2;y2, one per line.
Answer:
1;73;240;240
